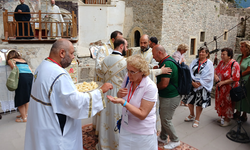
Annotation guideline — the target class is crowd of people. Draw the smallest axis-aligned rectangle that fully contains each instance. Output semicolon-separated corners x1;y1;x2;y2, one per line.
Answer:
3;29;250;150
92;31;250;150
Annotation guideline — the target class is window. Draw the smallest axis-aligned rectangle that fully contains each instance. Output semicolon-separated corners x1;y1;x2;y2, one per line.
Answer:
200;31;205;42
134;30;141;47
190;38;196;55
224;31;228;41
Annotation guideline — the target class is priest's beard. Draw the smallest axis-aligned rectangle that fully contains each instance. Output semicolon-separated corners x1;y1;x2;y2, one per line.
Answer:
61;53;72;68
122;48;126;56
141;45;149;52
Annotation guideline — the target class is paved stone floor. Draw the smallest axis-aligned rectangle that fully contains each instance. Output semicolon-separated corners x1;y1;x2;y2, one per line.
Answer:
0;98;250;150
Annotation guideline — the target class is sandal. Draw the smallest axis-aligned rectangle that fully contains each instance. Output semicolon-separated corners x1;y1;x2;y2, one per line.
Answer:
192;120;199;128
184;115;195;122
16;114;28;118
16;115;22;118
15;117;27;123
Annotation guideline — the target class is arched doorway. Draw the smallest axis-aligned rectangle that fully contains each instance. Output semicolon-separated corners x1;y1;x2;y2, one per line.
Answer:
134;30;141;47
129;27;143;47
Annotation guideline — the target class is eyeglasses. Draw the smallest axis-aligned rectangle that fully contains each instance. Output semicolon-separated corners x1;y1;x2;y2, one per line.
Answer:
126;68;140;75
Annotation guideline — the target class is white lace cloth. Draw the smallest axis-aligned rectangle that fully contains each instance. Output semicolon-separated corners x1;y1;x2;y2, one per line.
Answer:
0;65;17;113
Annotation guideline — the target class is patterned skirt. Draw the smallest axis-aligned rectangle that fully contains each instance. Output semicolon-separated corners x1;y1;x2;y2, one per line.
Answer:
182;87;211;108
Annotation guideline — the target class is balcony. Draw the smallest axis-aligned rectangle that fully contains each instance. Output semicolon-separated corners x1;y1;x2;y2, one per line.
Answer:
2;10;78;43
83;0;111;4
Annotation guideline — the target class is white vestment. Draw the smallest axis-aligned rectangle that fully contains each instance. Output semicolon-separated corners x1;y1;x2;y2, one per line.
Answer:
93;40;114;130
94;40;114;82
132;48;158;69
47;5;64;38
132;48;161;132
95;53;127;150
24;60;105;150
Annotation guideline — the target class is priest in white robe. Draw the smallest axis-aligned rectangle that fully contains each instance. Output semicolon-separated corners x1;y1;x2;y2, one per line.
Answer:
94;31;123;82
93;31;123;131
96;38;128;150
46;0;64;39
132;34;161;132
24;39;113;150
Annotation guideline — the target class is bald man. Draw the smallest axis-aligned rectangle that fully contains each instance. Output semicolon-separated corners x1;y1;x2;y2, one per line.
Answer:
132;34;158;68
24;39;113;150
152;45;180;149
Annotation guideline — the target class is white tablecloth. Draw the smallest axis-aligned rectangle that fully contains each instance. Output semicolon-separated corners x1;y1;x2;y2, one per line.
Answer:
0;65;16;113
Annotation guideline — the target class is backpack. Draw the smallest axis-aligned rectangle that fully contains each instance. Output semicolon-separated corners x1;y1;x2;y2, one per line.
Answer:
162;58;192;95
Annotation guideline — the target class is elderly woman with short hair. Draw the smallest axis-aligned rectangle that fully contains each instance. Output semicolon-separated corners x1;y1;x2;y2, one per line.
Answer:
182;47;214;128
234;40;250;122
107;54;158;150
172;44;188;64
214;48;240;126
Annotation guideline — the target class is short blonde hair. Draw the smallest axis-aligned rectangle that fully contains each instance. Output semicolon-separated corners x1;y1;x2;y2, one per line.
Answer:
177;44;188;52
126;54;150;77
240;40;250;56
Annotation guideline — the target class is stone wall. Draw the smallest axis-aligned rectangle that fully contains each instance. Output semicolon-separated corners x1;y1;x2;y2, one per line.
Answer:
124;0;163;47
161;0;238;66
220;5;250;54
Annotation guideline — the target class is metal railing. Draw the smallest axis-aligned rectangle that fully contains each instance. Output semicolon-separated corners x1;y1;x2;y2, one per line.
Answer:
84;0;110;4
2;10;77;41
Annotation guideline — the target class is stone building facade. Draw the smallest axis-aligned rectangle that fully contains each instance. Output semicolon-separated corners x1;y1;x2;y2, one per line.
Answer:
124;0;243;65
1;0;250;82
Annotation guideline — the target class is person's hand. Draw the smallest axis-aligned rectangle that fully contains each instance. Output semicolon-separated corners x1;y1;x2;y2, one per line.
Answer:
181;58;185;63
117;88;128;98
214;74;220;82
106;95;124;105
217;81;224;87
18;9;22;13
100;83;113;93
161;64;172;75
153;66;159;69
192;81;200;88
196;82;201;87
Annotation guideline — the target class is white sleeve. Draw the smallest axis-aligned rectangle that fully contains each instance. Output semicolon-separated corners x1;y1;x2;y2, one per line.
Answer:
149;58;159;69
95;46;106;80
50;74;105;119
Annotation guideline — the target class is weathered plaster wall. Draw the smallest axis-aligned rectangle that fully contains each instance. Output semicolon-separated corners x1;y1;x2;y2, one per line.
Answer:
161;0;238;65
78;0;125;51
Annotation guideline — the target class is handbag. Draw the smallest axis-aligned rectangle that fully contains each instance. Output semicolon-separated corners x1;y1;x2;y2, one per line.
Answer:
230;85;247;102
6;59;19;91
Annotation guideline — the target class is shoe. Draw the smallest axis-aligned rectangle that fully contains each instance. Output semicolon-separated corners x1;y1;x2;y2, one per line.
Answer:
192;120;199;128
220;121;231;127
163;141;180;149
0;114;2;120
157;136;168;144
184;115;195;122
15;117;27;123
240;116;247;122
